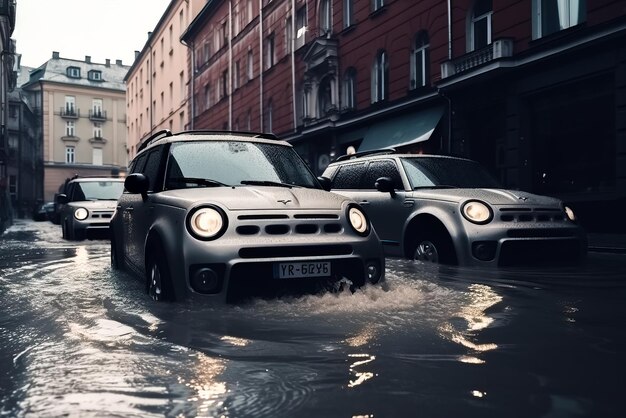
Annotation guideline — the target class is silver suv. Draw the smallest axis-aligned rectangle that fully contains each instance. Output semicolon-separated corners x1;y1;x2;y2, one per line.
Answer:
322;150;587;266
110;131;384;303
57;177;124;240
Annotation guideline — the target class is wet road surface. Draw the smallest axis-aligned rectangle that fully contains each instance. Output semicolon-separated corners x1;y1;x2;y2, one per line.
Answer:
1;220;625;417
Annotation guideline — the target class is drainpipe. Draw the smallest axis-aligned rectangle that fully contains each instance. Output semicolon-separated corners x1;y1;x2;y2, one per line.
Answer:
447;0;452;60
259;0;264;131
189;41;195;130
228;0;233;129
291;0;297;131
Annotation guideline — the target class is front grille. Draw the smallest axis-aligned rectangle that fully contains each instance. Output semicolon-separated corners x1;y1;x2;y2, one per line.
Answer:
91;211;114;219
239;244;353;259
499;207;566;223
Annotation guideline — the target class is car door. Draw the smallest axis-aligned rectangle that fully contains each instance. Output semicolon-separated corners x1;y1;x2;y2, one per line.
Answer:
120;154;146;270
358;160;411;255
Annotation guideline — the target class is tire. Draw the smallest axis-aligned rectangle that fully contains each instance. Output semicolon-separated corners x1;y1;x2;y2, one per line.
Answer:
110;234;124;270
411;227;456;265
146;244;174;302
61;221;68;240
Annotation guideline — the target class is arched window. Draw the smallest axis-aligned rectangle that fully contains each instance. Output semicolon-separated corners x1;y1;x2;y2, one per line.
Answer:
470;0;492;51
371;50;388;103
320;0;332;35
342;67;356;110
410;31;429;89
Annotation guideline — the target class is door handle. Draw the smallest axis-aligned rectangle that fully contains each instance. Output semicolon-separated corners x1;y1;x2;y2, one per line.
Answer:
359;200;370;206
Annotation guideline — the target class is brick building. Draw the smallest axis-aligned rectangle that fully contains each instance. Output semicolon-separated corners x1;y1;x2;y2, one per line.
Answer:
181;0;626;233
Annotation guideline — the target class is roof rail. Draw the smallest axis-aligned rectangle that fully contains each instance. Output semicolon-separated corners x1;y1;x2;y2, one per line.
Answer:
137;129;173;153
334;148;396;162
176;130;279;140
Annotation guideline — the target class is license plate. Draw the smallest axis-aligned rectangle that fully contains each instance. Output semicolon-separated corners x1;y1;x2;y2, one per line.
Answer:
274;261;331;279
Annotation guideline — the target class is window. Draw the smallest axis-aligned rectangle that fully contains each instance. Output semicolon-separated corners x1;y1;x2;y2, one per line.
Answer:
265;33;275;69
295;6;307;49
372;0;384;12
410;31;429;89
342;67;356;110
247;109;252;130
247;0;253;23
247;50;254;80
332;163;367;189
92;148;103;166
65;147;75;164
203;41;211;63
234;60;240;90
285;16;293;54
343;0;353;29
88;70;102;81
532;0;586;39
8;175;16;200
204;84;211;110
222;21;228;47
371;50;388;103
65;96;76;115
470;0;492;51
221;70;229;98
93;122;103;138
67;67;81;78
265;100;273;133
66;121;75;137
9;104;18;118
318;76;334;116
92;99;103;118
320;0;332;34
365;161;402;190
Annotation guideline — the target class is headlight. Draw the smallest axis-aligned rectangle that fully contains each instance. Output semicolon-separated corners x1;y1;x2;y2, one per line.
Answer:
347;205;370;236
186;206;227;240
462;200;493;224
564;206;576;222
74;207;89;220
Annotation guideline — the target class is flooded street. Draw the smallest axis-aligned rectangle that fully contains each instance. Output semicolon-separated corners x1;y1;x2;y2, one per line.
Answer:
1;220;625;418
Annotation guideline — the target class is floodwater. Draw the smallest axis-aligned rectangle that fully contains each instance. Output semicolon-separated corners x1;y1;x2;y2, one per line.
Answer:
1;220;625;418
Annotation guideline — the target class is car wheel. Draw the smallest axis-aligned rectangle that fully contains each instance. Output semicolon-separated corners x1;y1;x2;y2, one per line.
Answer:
146;245;173;302
410;227;456;265
110;234;124;270
414;239;440;263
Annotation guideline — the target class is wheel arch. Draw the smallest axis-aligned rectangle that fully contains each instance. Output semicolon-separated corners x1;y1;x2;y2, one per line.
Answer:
403;211;459;264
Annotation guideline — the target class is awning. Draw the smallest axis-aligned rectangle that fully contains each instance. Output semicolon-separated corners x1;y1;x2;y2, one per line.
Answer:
358;106;444;152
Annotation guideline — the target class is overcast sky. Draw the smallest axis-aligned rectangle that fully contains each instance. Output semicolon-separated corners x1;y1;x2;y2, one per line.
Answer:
13;0;172;69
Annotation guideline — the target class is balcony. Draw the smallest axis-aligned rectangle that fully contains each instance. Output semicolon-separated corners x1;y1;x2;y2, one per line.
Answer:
89;110;107;122
60;107;79;119
441;38;513;79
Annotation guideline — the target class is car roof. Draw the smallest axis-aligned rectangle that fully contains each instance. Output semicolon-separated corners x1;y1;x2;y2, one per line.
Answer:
136;130;291;157
68;177;124;183
329;151;474;166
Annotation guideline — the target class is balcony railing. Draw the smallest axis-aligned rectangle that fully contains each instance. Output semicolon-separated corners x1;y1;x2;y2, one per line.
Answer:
60;107;80;119
441;38;513;79
89;110;107;121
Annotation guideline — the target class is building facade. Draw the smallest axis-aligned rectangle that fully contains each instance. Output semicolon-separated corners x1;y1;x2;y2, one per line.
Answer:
125;0;205;159
181;0;626;233
0;0;16;233
22;52;129;202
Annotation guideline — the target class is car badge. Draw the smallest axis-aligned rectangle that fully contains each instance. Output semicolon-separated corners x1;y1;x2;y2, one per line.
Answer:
517;196;528;201
278;199;292;205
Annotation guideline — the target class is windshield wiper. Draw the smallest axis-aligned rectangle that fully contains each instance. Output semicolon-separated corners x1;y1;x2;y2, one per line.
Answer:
169;177;228;187
240;180;298;188
413;185;457;190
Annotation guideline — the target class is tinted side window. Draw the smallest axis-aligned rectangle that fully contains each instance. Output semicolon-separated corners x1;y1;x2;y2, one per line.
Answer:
142;147;164;192
364;160;403;190
131;154;147;174
331;163;367;189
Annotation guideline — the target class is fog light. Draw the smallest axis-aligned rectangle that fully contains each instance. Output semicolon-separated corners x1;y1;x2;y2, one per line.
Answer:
191;267;221;294
472;241;497;261
365;261;382;284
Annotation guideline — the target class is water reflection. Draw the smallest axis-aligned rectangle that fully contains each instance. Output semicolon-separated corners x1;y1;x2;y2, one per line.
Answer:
347;353;376;388
180;352;228;417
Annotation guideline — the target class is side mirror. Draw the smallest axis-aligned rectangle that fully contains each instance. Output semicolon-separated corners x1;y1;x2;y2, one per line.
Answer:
317;176;332;192
375;177;396;196
125;173;149;197
56;193;68;204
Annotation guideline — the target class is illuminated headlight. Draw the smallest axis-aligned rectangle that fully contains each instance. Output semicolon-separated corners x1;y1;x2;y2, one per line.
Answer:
347;205;370;236
186;206;227;240
74;207;89;220
564;206;576;222
461;200;493;224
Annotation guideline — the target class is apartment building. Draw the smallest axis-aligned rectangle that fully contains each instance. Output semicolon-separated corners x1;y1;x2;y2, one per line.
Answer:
181;0;626;233
21;52;129;202
125;0;206;159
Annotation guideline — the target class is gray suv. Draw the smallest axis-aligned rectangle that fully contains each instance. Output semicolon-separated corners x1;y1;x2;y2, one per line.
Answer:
110;131;384;303
322;150;587;266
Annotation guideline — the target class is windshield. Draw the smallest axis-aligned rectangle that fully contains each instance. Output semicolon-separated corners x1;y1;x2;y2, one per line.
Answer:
165;141;320;190
73;181;124;201
401;157;502;189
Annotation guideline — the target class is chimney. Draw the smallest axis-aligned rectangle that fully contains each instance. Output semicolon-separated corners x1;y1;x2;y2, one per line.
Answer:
116;59;123;66
85;55;91;63
135;50;140;59
52;51;60;59
105;59;110;67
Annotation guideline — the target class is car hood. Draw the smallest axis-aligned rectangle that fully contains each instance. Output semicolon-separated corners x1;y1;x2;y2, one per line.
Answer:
410;188;563;207
158;186;350;210
68;200;118;210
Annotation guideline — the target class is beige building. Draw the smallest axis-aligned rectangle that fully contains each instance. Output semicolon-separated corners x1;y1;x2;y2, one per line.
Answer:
125;0;205;159
22;52;129;201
